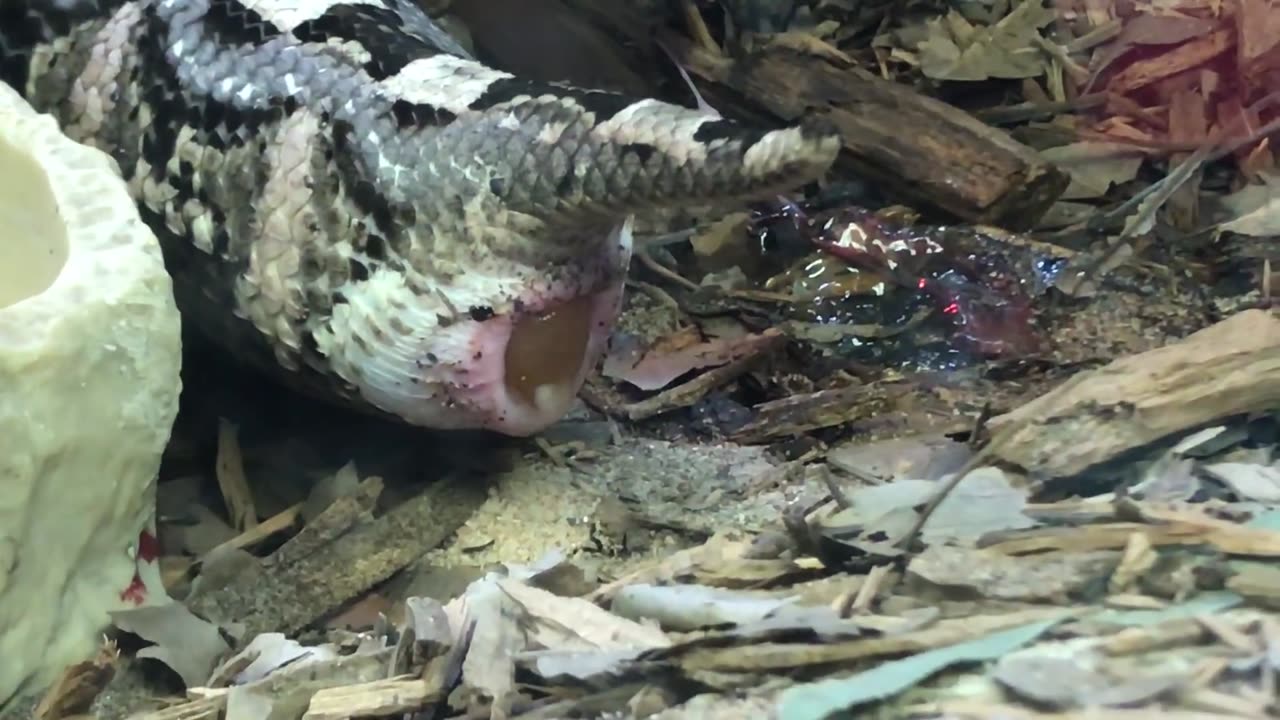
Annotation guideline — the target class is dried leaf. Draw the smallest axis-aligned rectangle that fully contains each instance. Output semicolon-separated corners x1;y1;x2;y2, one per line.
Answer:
603;328;783;391
611;584;800;631
688;212;753;274
821;468;1036;546
826;435;972;482
325;594;395;631
110;602;230;689
1128;455;1200;502
1203;462;1280;502
1119;13;1219;46
496;576;671;649
994;652;1187;708
1039;142;1147;199
907;546;1120;602
1217;175;1280;237
520;648;648;684
774;618;1065;719
210;632;338;687
993;655;1116;709
300;461;364;523
224;686;275;720
451;576;521;716
1121;146;1211;237
916;1;1055;81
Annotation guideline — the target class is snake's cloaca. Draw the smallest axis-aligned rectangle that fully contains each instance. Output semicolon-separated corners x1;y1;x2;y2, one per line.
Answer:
0;0;840;435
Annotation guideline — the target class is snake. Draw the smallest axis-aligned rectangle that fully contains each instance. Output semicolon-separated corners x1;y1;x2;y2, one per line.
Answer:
0;0;841;436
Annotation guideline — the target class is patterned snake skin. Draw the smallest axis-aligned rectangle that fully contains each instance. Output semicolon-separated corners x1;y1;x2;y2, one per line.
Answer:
0;0;840;435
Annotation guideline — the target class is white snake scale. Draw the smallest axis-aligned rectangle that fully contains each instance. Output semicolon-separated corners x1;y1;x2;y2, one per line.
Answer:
0;0;841;435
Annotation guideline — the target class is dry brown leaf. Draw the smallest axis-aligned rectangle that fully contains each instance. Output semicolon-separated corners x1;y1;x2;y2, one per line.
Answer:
1039;141;1148;199
602;328;783;391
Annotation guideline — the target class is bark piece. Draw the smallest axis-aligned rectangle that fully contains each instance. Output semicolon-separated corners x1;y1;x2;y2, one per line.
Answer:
668;37;1070;229
302;678;438;720
986;309;1280;478
730;384;896;444
136;649;397;720
187;477;488;642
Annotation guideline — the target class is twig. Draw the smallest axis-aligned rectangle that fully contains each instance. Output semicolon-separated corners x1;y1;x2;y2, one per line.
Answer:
1052;143;1212;294
679;0;720;54
1063;18;1123;54
893;450;993;553
1264;258;1273;308
628;279;682;310
974;93;1107;125
533;437;593;474
656;37;721;116
1032;35;1091;86
820;467;853;510
635;227;697;251
215;418;257;531
635;249;700;291
782;495;830;561
1045;91;1280;292
1117;142;1212;237
200;502;302;560
845;564;892;615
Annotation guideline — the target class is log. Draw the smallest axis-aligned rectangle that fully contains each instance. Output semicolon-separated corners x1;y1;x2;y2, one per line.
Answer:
985;309;1280;478
667;36;1070;230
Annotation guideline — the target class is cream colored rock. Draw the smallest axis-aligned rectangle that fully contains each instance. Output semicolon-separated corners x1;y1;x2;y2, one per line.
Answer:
0;82;183;707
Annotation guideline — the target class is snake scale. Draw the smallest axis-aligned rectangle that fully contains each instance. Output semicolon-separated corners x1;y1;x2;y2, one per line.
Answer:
0;0;840;435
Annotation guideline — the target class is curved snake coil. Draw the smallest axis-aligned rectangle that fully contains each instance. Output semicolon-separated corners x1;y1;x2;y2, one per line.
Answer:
0;0;840;435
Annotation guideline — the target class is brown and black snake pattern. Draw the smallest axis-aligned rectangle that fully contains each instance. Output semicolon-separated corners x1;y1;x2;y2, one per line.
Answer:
0;0;840;435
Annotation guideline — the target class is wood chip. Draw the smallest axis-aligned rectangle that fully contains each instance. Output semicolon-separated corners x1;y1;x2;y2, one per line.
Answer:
302;678;437;720
986;309;1280;477
215;418;257;531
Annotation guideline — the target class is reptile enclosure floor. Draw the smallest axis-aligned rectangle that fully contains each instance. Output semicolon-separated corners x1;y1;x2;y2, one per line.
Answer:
12;0;1280;716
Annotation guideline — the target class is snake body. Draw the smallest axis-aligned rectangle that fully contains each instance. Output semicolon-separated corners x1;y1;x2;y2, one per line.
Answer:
0;0;840;435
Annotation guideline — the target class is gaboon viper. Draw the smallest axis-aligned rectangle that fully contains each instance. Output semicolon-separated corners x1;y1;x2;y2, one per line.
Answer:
0;0;841;435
